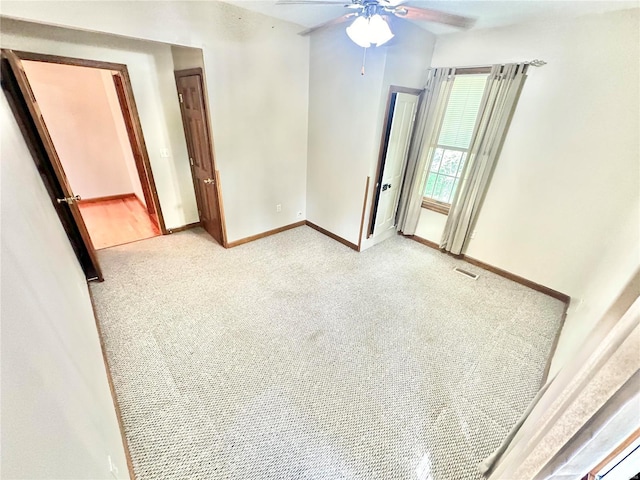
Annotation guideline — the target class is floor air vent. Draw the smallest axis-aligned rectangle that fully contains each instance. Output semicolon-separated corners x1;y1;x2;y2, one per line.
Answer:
454;267;479;280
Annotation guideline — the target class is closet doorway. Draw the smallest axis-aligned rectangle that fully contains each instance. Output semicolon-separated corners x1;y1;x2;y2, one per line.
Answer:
368;86;422;238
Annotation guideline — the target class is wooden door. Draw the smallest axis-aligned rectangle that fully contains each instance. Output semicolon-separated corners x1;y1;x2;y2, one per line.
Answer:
372;92;419;236
175;70;223;245
1;49;103;281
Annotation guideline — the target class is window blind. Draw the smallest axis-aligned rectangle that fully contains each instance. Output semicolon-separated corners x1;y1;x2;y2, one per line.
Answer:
437;75;488;149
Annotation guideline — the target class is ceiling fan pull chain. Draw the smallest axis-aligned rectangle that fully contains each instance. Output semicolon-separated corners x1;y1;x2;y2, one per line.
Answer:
361;46;368;76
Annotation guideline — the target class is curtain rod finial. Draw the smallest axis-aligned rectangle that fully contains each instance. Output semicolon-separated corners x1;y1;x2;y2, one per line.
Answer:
529;59;547;67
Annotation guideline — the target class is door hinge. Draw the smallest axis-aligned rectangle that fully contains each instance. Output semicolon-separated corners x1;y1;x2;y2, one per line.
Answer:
178;93;184;103
198;209;202;218
189;157;194;166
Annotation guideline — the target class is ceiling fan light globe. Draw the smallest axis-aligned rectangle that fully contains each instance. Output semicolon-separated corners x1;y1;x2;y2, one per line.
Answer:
346;16;372;48
368;14;394;46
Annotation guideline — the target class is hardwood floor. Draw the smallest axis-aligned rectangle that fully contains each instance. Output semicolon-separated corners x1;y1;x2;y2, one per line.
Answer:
78;195;160;249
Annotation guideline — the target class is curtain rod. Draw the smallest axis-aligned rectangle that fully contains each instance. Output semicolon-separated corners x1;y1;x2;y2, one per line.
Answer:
422;60;546;88
436;59;547;71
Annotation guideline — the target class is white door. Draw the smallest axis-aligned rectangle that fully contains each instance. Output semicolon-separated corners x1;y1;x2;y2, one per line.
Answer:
373;92;419;236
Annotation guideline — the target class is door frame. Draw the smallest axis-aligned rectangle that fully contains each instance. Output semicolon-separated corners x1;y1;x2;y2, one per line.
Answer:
1;49;168;281
367;85;423;238
174;68;227;246
110;72;158;223
12;49;167;235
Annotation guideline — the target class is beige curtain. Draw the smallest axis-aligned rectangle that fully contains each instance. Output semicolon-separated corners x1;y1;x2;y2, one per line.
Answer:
396;68;455;235
440;63;528;254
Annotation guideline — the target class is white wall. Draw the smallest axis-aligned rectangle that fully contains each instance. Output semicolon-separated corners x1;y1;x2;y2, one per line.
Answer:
415;208;447;243
171;45;205;71
100;70;147;206
0;17;197;229
380;21;435;89
22;60;140;200
549;202;639;376
0;1;311;242
307;28;386;244
1;93;128;478
307;21;435;246
421;8;640;373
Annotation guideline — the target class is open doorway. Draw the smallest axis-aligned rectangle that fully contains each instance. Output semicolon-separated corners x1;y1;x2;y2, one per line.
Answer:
2;49;167;280
20;58;162;250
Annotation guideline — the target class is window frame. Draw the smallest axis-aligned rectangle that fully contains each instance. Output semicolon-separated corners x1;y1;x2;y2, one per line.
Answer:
421;67;490;215
422;197;451;215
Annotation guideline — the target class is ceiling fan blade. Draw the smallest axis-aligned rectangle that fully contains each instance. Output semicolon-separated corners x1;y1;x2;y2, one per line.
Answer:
396;6;475;29
298;12;357;36
276;1;348;5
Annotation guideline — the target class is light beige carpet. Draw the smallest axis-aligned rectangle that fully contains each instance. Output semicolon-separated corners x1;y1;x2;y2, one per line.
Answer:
91;226;565;480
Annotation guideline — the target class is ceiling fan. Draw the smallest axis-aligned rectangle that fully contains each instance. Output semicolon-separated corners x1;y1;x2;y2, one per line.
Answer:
276;0;476;48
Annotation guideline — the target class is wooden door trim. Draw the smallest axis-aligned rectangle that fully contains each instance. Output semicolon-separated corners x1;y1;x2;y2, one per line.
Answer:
368;89;397;239
114;67;166;234
587;426;640;478
174;68;227;245
12;50;167;235
357;176;370;251
10;50;126;71
1;49;103;281
214;169;228;246
367;85;423;239
111;73;157;223
175;67;203;78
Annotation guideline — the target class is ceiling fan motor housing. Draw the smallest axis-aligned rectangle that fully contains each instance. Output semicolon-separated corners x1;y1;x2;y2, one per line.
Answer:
353;0;405;19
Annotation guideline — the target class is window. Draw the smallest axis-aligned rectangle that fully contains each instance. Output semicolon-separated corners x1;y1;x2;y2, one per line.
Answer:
422;74;488;214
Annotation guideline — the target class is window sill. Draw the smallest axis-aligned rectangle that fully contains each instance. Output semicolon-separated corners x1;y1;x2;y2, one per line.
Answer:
422;199;450;215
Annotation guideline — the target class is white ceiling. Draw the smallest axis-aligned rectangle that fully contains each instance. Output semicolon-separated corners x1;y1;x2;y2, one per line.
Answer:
225;0;638;35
